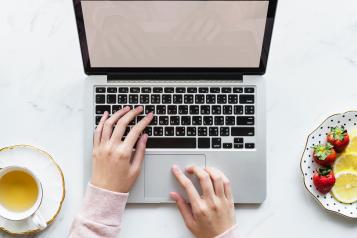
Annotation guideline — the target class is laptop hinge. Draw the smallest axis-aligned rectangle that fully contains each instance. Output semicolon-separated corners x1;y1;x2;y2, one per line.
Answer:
107;72;243;82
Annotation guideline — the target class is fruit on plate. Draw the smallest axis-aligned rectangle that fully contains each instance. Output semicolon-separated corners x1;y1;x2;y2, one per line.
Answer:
333;153;357;174
331;171;357;203
313;143;337;166
313;167;336;194
327;126;350;152
345;129;357;154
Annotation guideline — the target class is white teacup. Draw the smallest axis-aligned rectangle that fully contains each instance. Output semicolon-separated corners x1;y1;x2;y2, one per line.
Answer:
0;166;47;229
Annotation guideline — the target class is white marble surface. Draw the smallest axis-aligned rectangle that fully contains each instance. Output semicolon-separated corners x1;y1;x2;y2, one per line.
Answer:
1;0;357;237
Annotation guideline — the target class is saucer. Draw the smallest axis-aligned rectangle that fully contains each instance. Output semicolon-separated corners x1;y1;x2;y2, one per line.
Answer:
300;111;357;218
0;145;65;235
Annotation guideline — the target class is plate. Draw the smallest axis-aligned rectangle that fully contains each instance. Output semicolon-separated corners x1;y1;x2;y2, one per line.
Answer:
301;111;357;218
0;145;65;235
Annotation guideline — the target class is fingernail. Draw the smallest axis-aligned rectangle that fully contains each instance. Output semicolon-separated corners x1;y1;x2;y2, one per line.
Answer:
147;112;153;118
172;164;180;173
170;192;177;200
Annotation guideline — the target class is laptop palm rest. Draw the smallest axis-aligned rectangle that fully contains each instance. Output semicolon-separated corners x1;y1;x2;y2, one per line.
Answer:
144;154;206;201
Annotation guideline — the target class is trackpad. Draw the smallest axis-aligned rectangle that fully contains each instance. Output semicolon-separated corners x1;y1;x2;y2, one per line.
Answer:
145;154;205;201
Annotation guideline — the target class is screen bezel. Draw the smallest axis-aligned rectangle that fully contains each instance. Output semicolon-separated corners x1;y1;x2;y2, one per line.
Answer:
73;0;277;77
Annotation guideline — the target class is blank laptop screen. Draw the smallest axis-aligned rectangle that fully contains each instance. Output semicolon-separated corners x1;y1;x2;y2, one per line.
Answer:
81;1;269;68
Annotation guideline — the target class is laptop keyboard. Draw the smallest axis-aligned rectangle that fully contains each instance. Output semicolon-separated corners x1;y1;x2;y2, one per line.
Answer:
94;86;256;149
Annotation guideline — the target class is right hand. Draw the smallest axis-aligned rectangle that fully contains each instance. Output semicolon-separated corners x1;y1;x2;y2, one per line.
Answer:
171;165;236;238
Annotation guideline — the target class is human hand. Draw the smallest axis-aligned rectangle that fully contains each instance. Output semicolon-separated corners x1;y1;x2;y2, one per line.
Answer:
91;106;153;193
171;165;235;238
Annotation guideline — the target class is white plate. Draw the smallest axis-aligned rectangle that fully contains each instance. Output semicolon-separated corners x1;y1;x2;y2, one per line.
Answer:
301;111;357;218
0;145;65;235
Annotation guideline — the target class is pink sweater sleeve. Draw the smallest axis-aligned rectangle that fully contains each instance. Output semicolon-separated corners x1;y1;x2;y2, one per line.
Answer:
69;183;128;238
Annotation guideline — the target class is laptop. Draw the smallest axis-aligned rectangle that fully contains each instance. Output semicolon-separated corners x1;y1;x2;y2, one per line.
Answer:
73;0;277;203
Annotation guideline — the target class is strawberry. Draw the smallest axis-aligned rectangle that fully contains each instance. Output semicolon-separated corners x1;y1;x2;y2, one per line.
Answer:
313;167;336;194
327;126;350;153
313;143;337;166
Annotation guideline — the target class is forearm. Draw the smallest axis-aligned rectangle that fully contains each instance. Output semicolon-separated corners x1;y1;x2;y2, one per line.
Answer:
69;183;128;238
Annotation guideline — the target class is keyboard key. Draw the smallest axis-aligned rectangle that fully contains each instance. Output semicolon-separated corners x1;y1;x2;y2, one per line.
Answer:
228;94;238;104
244;87;255;93
192;116;202;125
119;87;129;93
245;106;255;115
234;144;244;149
203;116;213;125
129;94;138;104
212;105;221;114
240;95;254;104
162;94;172;104
145;105;155;114
195;95;205;104
231;127;255;136
164;87;174;93
187;87;197;93
168;105;177;114
212;138;221;148
107;87;117;93
96;94;105;104
173;95;183;104
234;105;244;114
209;127;219;136
225;116;235;125
165;127;174;136
184;95;194;104
206;95;216;104
153;87;163;93
159;116;169;125
118;94;127;104
210;88;220;93
176;127;185;136
214;116;224;125
146;138;196;148
233;87;243;93
181;116;191;125
144;127;152;136
222;87;231;93
95;116;101;125
170;116;180;125
198;127;208;136
178;105;188;114
187;127;196;136
198;138;210;148
130;87;140;93
223;105;232;115
142;87;151;93
190;105;200;115
234;137;244;143
217;95;227;104
199;87;208;93
236;116;254;125
223;143;232;149
140;94;150;104
201;105;210;115
176;87;185;93
156;105;166;114
150;116;158;125
154;127;163;136
151;94;161;104
112;105;122;114
96;105;110;114
220;127;229;136
107;94;116;104
245;143;255;149
96;87;105;93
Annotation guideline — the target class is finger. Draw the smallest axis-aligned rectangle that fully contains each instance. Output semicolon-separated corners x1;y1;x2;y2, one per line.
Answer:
123;112;153;149
186;166;215;198
172;165;201;206
94;111;109;147
204;167;224;197
221;173;233;201
130;134;148;174
170;192;195;230
111;106;144;141
101;106;131;142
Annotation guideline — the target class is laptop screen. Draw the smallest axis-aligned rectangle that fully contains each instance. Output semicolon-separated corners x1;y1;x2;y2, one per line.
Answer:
80;0;270;69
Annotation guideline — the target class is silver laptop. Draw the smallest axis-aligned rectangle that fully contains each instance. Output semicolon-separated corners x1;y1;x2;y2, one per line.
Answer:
74;0;277;203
